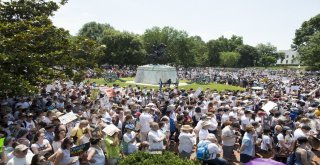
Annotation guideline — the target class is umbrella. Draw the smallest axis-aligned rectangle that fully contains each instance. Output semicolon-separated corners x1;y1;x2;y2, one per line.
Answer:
246;158;285;165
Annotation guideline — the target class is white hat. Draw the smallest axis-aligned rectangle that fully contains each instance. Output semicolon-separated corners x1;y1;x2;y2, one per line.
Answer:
147;103;156;107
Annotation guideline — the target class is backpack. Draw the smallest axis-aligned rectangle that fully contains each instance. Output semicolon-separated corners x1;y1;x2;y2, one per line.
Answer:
286;151;296;165
196;141;211;160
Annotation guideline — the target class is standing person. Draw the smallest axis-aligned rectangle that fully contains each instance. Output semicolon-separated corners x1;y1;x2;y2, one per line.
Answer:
239;125;255;164
122;124;138;155
7;144;29;165
275;126;293;163
104;127;121;165
221;122;240;163
259;127;273;158
148;122;165;151
199;121;210;141
293;137;314;165
52;138;79;165
70;120;89;145
30;132;52;158
178;125;196;159
199;134;226;165
139;108;153;142
52;129;66;152
87;138;105;165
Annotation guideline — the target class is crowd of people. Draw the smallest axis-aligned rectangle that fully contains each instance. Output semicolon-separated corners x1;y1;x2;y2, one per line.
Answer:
0;68;319;165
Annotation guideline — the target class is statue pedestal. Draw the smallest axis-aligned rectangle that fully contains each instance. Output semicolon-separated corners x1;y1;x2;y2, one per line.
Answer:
134;64;178;85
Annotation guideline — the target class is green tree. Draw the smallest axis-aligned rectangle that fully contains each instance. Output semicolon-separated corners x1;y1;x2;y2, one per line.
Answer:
236;45;259;67
100;29;146;65
259;55;277;67
219;52;240;67
0;0;82;96
207;35;243;66
189;36;208;66
78;21;114;41
142;26;189;65
69;36;105;68
256;43;282;66
292;14;320;69
298;32;320;69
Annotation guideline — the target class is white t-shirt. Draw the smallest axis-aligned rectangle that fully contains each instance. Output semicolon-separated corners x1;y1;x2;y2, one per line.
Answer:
139;112;153;133
24;120;36;131
123;132;137;154
31;139;50;155
277;133;284;147
7;157;28;165
260;135;271;151
221;126;236;146
148;130;165;151
199;129;209;141
221;114;230;124
208;143;222;159
293;128;307;140
240;116;250;130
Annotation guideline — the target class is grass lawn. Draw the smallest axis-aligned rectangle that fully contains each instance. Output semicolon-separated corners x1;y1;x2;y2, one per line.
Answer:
87;77;244;92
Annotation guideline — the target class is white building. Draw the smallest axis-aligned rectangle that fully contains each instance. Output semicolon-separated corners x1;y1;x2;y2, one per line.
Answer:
276;50;300;65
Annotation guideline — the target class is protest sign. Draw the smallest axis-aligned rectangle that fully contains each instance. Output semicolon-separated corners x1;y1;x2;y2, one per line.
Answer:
58;112;78;124
45;85;53;93
70;142;90;157
193;88;202;98
291;86;300;91
262;101;277;115
0;138;4;152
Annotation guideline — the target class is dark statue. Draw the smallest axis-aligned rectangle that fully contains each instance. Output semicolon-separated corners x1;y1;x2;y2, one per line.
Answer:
150;43;166;64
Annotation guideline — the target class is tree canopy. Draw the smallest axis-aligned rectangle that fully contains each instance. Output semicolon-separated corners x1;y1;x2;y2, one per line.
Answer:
292;13;320;70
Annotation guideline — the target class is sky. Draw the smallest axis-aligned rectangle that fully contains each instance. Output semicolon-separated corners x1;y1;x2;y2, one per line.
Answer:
51;0;320;50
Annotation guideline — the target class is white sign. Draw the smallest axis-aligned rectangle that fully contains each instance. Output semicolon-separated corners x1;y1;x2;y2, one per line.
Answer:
291;86;300;91
262;101;277;115
45;85;53;93
193;88;202;98
58;112;78;124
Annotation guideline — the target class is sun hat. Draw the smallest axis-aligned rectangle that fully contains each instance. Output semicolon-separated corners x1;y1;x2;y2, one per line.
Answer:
15;144;28;152
181;125;193;131
201;121;210;128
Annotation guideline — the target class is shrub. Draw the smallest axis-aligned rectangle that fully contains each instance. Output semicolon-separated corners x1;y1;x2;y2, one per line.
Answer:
118;151;200;165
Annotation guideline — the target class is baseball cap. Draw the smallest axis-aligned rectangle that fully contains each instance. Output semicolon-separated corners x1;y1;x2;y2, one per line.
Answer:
15;144;28;152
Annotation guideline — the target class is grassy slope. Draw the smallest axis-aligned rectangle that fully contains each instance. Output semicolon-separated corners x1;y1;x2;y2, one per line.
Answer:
87;78;244;91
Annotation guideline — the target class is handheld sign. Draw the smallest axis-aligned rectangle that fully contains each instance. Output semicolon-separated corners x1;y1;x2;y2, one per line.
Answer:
193;88;202;98
291;86;300;91
262;101;277;115
58;112;78;125
70;142;90;157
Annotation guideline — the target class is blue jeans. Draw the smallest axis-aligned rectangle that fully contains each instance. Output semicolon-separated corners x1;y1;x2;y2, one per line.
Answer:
179;150;191;159
203;157;227;165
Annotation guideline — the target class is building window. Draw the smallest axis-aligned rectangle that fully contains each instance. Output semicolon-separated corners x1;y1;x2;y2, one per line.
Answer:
287;55;289;58
291;60;294;64
292;55;294;58
286;60;288;64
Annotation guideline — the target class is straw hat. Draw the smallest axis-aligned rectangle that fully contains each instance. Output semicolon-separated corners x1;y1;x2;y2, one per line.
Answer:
201;121;210;128
181;125;193;131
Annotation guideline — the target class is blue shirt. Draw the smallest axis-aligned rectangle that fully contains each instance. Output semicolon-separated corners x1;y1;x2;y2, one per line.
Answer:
45;131;54;144
241;132;255;156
